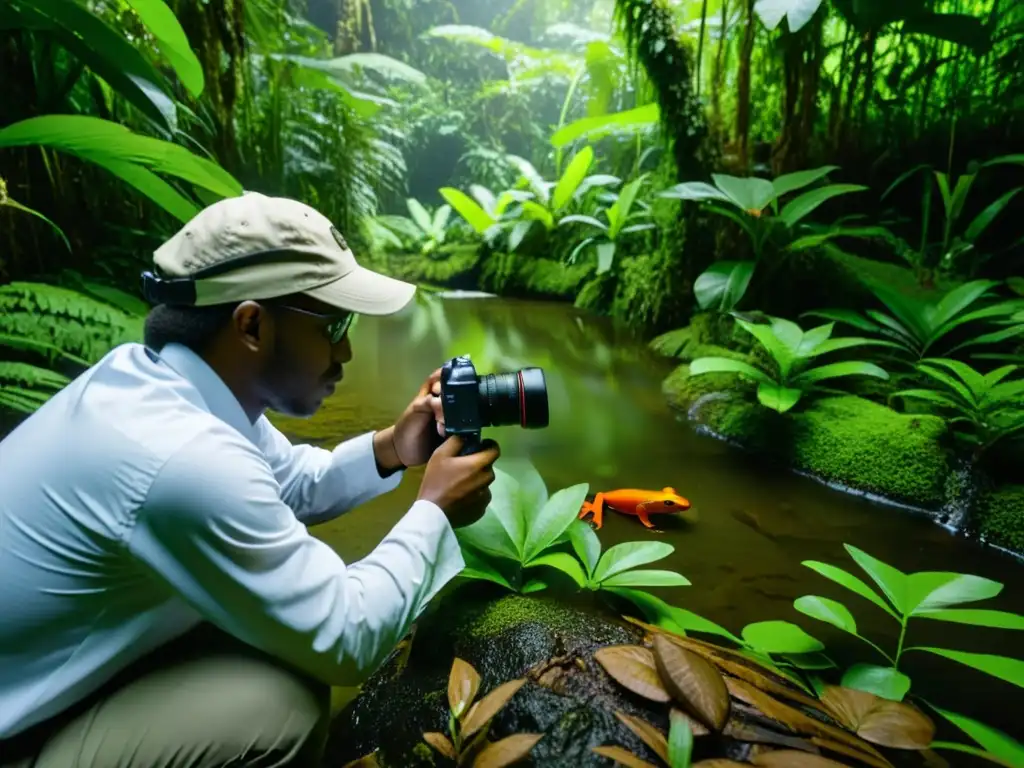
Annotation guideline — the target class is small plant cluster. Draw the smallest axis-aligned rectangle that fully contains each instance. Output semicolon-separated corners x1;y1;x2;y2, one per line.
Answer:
454;459;690;597
619;544;1024;767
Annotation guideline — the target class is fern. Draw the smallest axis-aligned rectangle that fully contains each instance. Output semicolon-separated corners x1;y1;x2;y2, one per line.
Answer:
0;282;143;365
0;362;71;414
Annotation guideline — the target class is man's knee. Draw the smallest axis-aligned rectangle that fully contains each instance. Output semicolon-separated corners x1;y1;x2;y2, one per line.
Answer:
33;639;332;768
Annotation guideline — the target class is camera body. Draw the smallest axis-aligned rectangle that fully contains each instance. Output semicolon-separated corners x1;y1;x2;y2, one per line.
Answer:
439;355;549;455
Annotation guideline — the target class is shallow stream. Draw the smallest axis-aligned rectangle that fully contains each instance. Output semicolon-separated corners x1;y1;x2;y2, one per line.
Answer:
273;293;1024;746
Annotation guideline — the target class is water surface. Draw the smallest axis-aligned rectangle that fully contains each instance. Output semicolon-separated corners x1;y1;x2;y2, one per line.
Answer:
273;293;1024;746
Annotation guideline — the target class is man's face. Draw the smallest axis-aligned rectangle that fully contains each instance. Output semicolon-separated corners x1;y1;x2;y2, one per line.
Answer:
255;294;354;418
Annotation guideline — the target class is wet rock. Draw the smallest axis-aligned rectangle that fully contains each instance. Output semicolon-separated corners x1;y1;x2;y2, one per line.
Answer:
322;587;670;767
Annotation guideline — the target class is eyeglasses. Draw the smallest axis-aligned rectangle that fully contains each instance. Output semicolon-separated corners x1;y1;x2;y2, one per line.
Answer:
274;304;356;344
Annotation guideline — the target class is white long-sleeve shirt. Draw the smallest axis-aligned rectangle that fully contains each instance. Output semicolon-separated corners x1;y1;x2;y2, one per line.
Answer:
0;341;464;739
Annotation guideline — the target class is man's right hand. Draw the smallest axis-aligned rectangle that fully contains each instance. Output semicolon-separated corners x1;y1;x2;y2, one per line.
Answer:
417;435;500;527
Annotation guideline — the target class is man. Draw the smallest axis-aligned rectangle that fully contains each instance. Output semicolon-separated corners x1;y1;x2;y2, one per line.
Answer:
0;192;500;767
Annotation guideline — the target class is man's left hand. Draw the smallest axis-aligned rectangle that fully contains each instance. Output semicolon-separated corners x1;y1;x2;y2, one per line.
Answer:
387;368;446;469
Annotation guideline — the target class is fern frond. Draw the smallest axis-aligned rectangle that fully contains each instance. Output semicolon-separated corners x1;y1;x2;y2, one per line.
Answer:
0;362;70;415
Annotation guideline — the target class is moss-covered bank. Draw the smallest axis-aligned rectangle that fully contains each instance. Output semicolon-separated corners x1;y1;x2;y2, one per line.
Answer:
975;485;1024;556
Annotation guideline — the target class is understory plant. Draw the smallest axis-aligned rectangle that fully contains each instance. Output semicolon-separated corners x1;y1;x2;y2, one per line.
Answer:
455;459;689;596
372;198;454;256
687;314;892;413
618;544;1024;768
891;358;1024;462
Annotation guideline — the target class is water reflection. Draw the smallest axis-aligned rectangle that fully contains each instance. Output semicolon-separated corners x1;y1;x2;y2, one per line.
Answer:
271;294;1024;742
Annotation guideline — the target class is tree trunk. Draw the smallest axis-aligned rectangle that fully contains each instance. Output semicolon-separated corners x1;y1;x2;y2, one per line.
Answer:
735;0;756;171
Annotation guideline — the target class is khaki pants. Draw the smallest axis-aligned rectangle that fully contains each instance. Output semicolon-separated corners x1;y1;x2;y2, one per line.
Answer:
0;624;331;768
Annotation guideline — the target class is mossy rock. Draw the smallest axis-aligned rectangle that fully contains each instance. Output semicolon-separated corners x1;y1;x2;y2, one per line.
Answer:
479;254;592;300
663;365;953;510
322;588;666;767
974;484;1024;555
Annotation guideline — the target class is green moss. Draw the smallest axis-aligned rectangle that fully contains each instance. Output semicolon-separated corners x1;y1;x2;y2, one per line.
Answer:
368;245;480;287
410;742;436;765
479;254;591;299
975;485;1024;554
459;594;589;641
664;366;953;508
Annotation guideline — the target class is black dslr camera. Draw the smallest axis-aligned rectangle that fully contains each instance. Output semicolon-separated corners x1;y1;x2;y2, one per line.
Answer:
439;356;549;455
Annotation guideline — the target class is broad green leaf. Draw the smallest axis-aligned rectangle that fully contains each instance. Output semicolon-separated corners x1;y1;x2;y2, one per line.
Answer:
841;663;911;701
455;509;520;563
506;155;550;204
658;181;730;203
802;309;884;334
907;572;1003;614
320;51;428;85
741;620;825;654
508;220;533;252
440;188;495;234
522;482;590;562
521;579;548;594
601;569;691;588
592;541;675;583
891;389;966;411
910;648;1024;690
595;242;616;274
549;103;660;149
805;336;903;357
931;706;1024;767
802;560;898;618
567;520;601;578
844;545;909;615
84;158;199;222
791;361;890;385
965;187;1022;242
915;609;1024;630
519;200;555;228
459;545;515;591
552;146;594;212
930;741;1019;767
500;459;549;518
713;174;777;212
931;279;1001;330
527;552;588;587
736;318;795;372
609;175;647;239
1;195;70;251
693;261;755;311
558;214;608;230
688;357;776;385
605;588;742;643
757;0;827;31
755;382;803;412
406;199;433;234
793;595;857;633
18;0;176;131
770;164;839;197
668;709;694;767
778;184;868;227
124;0;204;95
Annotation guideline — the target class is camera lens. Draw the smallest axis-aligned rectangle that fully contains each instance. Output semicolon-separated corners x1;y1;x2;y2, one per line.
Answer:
477;367;549;429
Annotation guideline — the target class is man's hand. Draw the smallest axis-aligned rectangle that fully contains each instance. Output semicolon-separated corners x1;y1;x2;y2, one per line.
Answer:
388;368;446;469
417;435;500;528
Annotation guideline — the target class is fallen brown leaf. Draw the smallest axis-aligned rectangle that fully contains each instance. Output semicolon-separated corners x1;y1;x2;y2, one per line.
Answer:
594;645;672;703
472;733;543;768
752;749;851;766
652;634;730;731
809;737;895;768
422;731;457;760
462;679;527;739
449;658;481;718
614;712;669;763
592;745;661;767
819;686;935;750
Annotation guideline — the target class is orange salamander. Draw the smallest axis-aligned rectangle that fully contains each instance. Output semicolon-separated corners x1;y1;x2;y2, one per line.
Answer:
578;487;695;530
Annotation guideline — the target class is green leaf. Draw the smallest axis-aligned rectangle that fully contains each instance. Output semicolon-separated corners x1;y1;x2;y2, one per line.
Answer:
406;199;433;234
522;482;590;562
1;195;70;251
793;595;857;633
755;382;803;412
601;569;691;588
558;214;608;230
915;609;1024;630
0;116;242;221
658;181;731;204
930;741;1020;767
508;220;534;252
549;103;660;149
841;663;911;701
592;541;675;584
770;164;840;198
552;146;594;212
907;572;1003;614
459;547;515;590
802;560;898;619
527;552;588;587
595;242;616;274
605;588;742;643
521;579;548;594
123;0;204;95
712;174;777;212
17;0;176;131
965;187;1022;243
668;709;694;768
791;361;890;386
930;705;1024;767
440;187;495;234
741;621;825;654
688;357;775;385
779;184;868;227
910;648;1024;690
694;261;755;311
844;544;909;615
567;520;601;579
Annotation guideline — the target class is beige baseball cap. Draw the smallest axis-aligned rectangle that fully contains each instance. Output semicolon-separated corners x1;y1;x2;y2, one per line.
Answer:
145;192;416;314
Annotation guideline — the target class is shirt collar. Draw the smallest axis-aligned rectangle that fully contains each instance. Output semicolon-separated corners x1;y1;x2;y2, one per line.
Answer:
154;343;258;444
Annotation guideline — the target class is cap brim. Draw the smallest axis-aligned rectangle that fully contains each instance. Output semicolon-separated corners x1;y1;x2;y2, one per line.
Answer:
303;266;416;315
